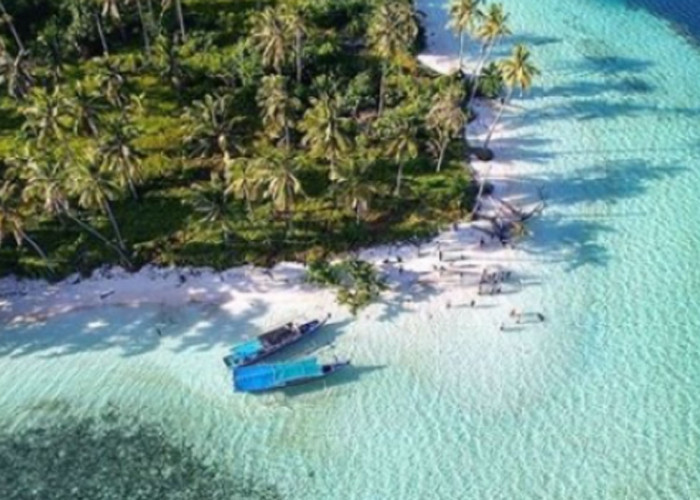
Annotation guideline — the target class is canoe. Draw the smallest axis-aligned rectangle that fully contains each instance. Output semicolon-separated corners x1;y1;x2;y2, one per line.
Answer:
223;315;329;368
232;357;350;392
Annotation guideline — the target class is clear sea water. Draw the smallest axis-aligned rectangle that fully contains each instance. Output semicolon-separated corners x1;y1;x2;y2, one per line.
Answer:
2;0;700;498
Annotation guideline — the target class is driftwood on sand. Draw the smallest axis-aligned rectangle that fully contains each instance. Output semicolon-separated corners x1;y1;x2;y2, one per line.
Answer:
474;186;547;243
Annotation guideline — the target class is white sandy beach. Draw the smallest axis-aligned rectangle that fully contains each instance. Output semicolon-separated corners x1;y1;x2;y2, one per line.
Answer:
0;3;541;327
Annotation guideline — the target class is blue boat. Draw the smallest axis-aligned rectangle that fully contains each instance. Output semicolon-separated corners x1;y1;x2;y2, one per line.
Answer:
233;357;350;392
223;315;329;368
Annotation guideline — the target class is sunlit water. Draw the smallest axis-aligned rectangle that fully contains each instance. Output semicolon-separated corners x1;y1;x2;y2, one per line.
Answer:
2;0;700;498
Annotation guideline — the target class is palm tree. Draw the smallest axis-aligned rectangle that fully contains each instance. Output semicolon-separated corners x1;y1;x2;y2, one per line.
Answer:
257;151;303;215
0;49;33;99
91;1;110;56
153;33;187;97
19;153;68;218
96;61;128;110
20;86;67;146
212;40;263;91
126;0;151;58
37;19;67;83
162;0;186;40
257;75;299;149
448;0;483;72
100;0;122;31
367;1;418;114
249;8;287;74
65;81;106;137
70;152;129;257
99;117;145;200
20;152;132;266
381;109;419;196
281;3;307;84
0;180;50;264
345;71;376;119
426;82;467;172
332;155;378;224
484;44;539;148
0;1;23;53
468;3;510;104
299;92;350;177
182;93;243;159
193;171;235;242
225;157;261;217
476;61;504;99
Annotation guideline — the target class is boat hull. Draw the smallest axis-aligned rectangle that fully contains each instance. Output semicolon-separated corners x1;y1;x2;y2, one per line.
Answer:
233;359;350;393
223;316;328;368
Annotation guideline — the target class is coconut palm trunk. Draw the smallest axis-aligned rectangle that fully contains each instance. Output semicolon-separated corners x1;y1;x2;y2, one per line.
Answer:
0;1;24;53
467;44;489;105
378;63;386;115
244;192;253;216
468;164;491;219
284;117;291;150
102;199;126;252
135;0;151;58
65;209;132;266
174;0;186;40
483;87;511;149
94;11;109;56
354;200;364;225
19;230;51;265
468;38;500;105
394;163;404;196
126;173;139;201
295;29;303;84
436;140;448;172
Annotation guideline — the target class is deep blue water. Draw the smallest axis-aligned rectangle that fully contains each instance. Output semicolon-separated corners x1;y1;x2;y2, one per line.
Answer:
624;0;700;42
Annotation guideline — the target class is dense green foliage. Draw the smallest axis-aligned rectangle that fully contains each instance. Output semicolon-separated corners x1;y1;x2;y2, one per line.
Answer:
0;0;536;280
306;257;387;314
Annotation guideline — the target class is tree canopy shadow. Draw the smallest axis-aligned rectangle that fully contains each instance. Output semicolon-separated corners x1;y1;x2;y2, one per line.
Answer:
486;134;556;164
524;216;614;271
516;160;686;271
374;266;440;322
575;55;654;74
0;299;271;360
531;77;655;100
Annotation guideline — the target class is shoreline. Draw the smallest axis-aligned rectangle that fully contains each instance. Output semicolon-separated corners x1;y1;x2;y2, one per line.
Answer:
0;5;543;327
0;103;540;325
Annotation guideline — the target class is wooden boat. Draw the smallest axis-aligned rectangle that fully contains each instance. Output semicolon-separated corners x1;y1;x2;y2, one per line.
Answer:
223;315;330;368
232;357;350;392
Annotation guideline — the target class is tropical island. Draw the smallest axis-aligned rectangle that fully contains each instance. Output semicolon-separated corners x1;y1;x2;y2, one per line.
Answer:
0;0;538;312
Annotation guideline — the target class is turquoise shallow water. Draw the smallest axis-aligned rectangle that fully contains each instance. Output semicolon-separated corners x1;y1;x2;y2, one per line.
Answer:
2;0;700;498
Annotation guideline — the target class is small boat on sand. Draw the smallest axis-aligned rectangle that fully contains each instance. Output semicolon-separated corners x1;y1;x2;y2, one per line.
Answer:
233;357;350;392
223;315;330;368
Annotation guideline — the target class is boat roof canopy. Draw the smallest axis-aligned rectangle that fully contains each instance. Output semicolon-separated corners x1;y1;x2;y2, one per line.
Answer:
233;358;323;392
231;339;264;360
